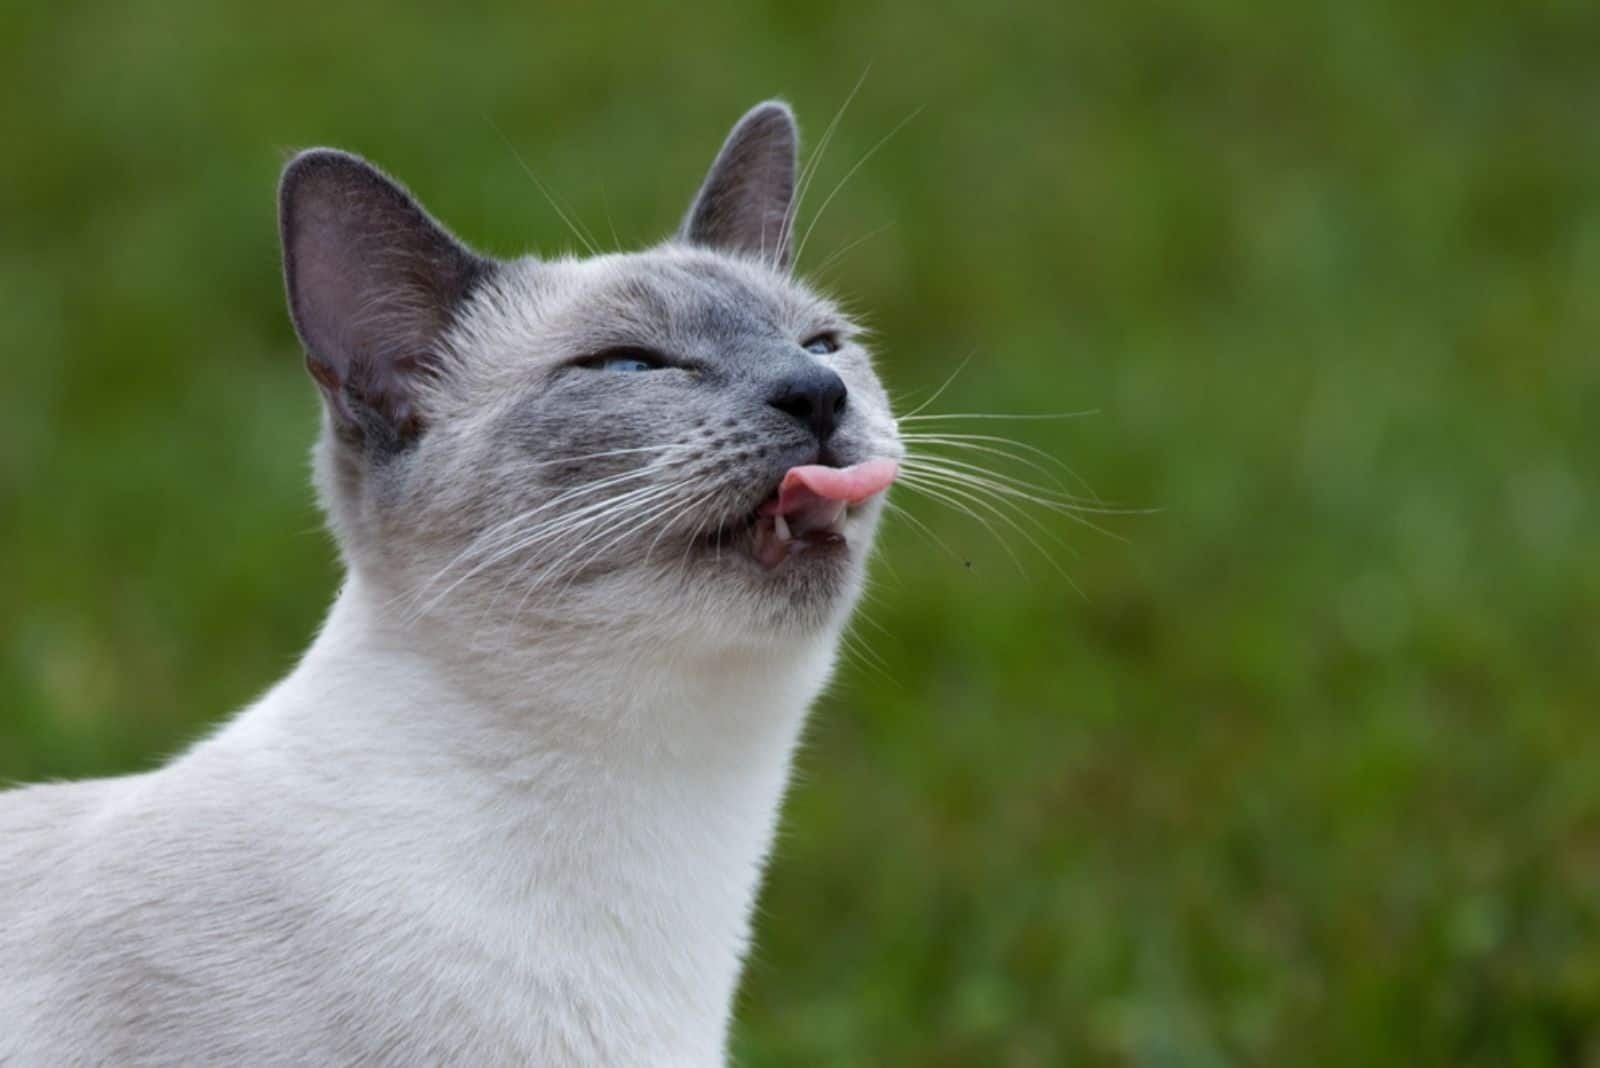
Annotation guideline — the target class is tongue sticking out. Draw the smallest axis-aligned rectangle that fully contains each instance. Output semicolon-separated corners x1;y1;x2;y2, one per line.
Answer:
760;458;901;518
750;459;899;569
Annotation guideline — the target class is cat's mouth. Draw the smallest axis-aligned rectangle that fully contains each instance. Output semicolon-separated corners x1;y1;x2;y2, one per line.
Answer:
702;459;899;570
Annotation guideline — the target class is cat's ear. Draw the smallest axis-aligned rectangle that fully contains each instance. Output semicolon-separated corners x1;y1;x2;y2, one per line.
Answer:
680;101;798;267
279;149;489;450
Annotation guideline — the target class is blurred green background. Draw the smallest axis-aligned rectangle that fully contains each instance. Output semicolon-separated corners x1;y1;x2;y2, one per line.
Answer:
3;1;1599;1063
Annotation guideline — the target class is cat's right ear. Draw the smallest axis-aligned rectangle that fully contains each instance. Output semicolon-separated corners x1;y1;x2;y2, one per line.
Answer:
279;150;489;451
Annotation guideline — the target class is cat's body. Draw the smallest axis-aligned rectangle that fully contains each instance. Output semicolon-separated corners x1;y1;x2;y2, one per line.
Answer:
1;103;902;1065
0;579;830;1064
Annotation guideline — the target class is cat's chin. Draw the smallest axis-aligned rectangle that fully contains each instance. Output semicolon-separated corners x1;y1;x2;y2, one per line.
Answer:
668;502;881;640
696;507;856;572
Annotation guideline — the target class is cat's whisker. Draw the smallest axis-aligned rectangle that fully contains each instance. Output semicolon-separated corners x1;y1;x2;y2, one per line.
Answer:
808;221;894;281
845;577;899;667
483;489;678;629
900;434;1091;500
898;469;1098;556
792;104;924;270
521;481;713;612
898;466;1079;557
894;353;974;421
503;479;692;567
420;456;680;579
881;499;965;566
452;446;699;546
561;485;724;605
506;477;701;593
899;468;1076;557
898;410;1100;423
852;596;895;642
416;472;694;621
544;471;705;533
892;478;1029;576
448;450;697;572
835;623;896;686
521;443;700;470
901;457;1141;540
401;461;690;618
641;487;722;571
901;456;1082;518
900;451;1140;518
778;64;871;271
896;449;1088;545
898;431;1108;503
895;472;1087;599
676;490;729;578
486;481;696;623
490;118;602;258
537;495;700;607
598;182;624;253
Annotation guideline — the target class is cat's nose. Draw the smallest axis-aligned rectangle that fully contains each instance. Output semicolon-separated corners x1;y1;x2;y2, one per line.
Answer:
768;366;848;443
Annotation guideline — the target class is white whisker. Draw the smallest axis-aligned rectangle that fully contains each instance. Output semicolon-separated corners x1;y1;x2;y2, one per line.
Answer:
900;434;1096;500
779;65;871;269
900;468;1075;556
446;476;693;617
901;458;1138;540
489;117;601;257
882;499;964;566
536;484;715;610
808;221;894;280
401;461;689;618
892;478;1028;575
506;480;699;612
894;353;974;421
480;485;690;624
901;452;1140;517
899;428;1114;503
793;105;923;269
899;410;1099;423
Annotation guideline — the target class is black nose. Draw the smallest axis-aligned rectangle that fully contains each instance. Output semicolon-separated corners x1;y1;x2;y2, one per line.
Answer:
768;365;848;443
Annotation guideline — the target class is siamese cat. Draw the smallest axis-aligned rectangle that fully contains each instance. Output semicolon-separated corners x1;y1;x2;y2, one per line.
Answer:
0;101;904;1065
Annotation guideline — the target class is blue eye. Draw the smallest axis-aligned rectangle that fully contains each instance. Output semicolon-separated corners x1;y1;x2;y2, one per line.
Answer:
579;348;669;373
599;356;655;373
803;334;839;356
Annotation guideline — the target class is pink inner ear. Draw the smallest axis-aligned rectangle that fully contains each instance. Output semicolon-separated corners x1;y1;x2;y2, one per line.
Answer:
281;149;486;441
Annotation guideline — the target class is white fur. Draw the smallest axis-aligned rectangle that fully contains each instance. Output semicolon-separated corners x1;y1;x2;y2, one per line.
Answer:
0;573;842;1065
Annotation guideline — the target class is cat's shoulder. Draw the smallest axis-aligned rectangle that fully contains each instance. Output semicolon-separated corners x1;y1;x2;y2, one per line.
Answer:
0;773;133;875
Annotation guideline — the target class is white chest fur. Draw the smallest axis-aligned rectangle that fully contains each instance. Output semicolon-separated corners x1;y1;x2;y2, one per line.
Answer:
0;577;838;1066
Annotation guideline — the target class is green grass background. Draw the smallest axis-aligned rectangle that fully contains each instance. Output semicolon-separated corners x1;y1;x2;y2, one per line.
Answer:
3;1;1598;1063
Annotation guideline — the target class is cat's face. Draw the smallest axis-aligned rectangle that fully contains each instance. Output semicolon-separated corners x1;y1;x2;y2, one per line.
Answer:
279;103;901;647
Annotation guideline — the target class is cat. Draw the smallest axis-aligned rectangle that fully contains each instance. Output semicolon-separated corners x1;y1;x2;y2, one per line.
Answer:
0;101;904;1066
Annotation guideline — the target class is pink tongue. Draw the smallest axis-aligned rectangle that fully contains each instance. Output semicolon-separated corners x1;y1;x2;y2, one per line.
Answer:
759;459;900;517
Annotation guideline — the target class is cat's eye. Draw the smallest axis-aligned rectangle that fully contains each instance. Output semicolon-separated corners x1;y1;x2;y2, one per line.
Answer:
578;348;670;373
802;334;840;356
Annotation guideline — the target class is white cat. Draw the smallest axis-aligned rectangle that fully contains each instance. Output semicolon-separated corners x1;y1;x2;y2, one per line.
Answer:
0;101;903;1066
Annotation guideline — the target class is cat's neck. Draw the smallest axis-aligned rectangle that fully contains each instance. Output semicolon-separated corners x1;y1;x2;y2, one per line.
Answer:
213;574;838;1061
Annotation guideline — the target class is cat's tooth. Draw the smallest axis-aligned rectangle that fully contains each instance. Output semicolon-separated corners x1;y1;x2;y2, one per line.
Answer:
773;513;791;542
751;517;788;569
825;502;847;533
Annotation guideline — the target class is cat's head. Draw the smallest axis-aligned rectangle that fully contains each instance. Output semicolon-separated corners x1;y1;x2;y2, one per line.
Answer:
278;102;901;650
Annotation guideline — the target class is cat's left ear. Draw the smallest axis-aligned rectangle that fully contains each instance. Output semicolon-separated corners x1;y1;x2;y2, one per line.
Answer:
279;149;489;450
680;101;798;267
